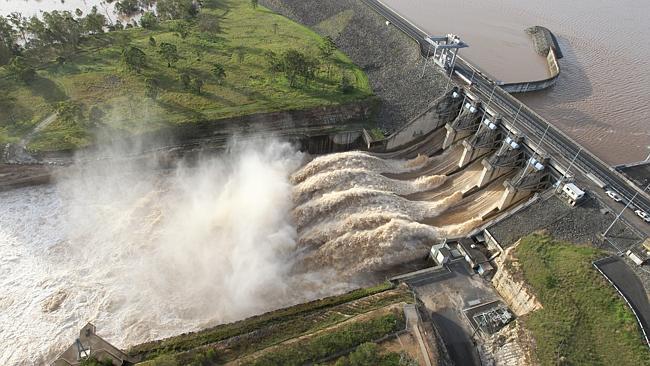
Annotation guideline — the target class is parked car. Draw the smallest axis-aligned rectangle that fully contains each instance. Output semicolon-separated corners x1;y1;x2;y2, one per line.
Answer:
634;209;650;223
606;190;623;202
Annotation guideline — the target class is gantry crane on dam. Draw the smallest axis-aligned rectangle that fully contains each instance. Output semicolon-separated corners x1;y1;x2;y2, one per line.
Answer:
360;0;650;216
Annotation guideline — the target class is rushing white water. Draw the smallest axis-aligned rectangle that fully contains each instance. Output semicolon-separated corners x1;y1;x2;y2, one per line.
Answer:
0;141;491;365
0;139;316;365
290;151;429;184
293;167;446;205
290;150;485;276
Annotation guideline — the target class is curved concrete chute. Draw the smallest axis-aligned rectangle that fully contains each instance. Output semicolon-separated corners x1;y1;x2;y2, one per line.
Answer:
404;159;484;202
384;142;465;180
420;176;508;228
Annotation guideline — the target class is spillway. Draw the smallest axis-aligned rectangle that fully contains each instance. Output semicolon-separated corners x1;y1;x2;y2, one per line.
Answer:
1;121;531;365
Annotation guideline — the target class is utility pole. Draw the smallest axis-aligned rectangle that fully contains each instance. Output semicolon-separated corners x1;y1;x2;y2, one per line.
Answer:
556;147;582;191
603;183;650;237
421;43;432;78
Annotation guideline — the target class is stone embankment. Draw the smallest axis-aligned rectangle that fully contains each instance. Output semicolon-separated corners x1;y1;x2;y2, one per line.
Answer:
260;0;447;132
525;26;563;59
476;241;540;366
491;242;542;317
478;321;537;366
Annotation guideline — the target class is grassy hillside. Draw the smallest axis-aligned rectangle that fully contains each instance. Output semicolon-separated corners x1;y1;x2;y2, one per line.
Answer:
125;282;415;365
0;0;372;152
515;234;650;365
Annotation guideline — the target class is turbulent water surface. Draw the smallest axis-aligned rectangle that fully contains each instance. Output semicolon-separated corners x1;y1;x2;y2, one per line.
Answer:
0;138;499;365
0;140;317;364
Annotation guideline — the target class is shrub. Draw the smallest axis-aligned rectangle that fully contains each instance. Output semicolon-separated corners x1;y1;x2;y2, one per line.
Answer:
140;12;158;29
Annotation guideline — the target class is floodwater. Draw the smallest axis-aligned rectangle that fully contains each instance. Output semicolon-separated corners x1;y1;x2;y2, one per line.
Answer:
0;0;140;23
382;0;650;165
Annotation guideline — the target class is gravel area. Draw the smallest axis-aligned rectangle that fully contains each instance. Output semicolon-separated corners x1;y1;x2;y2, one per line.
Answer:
260;0;447;131
489;193;644;252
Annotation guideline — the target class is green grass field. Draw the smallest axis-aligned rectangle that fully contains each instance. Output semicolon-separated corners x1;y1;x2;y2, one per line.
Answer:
0;0;372;152
515;234;650;365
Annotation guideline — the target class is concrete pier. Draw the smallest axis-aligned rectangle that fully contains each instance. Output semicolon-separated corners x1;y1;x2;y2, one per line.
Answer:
477;137;524;188
458;115;503;168
497;156;551;211
443;101;482;149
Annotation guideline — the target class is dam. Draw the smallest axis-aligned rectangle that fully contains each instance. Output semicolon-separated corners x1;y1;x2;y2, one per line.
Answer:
1;1;649;364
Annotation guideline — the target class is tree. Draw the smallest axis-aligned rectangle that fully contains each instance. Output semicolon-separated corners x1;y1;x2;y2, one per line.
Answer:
0;16;19;65
173;21;191;39
157;0;198;20
8;12;28;43
8;56;36;83
55;56;66;68
179;70;191;89
39;10;83;53
115;0;140;16
319;35;337;79
25;16;47;48
250;0;258;9
348;342;381;365
158;42;179;67
145;78;160;100
279;49;318;87
113;20;124;31
319;35;336;58
121;45;146;72
191;77;203;94
211;63;226;84
82;6;106;34
235;47;245;63
140;11;158;29
339;74;354;93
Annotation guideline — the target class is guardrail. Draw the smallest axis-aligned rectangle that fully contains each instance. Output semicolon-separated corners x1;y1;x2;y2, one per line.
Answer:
362;0;650;214
593;257;650;349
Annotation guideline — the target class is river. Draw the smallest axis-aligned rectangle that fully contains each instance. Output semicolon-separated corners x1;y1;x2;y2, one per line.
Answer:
382;0;650;165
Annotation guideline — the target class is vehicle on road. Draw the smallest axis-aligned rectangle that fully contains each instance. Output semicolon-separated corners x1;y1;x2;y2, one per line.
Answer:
606;190;623;202
634;209;650;223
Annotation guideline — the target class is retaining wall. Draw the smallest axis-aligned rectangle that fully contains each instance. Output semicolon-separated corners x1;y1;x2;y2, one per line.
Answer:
499;48;560;93
364;87;462;151
491;243;542;317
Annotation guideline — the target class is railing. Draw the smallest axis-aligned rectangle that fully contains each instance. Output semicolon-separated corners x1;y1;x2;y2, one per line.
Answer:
593;257;650;349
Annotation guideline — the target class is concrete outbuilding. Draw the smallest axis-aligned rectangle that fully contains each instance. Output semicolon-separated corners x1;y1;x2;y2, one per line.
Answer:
53;323;134;366
627;248;649;266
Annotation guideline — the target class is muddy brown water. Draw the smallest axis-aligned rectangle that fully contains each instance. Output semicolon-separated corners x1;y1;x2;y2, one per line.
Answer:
383;0;650;165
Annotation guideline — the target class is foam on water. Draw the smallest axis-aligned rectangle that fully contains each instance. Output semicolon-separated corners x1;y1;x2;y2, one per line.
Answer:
290;151;428;184
0;140;314;365
293;167;446;205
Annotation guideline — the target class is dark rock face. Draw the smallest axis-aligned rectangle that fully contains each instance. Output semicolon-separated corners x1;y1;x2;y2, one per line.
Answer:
261;0;447;132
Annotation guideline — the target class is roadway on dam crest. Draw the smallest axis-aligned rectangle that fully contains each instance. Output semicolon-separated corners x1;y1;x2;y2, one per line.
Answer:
360;0;650;217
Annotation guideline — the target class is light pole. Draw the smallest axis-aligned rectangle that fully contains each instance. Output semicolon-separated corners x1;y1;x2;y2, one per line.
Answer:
603;183;650;237
556;147;582;191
